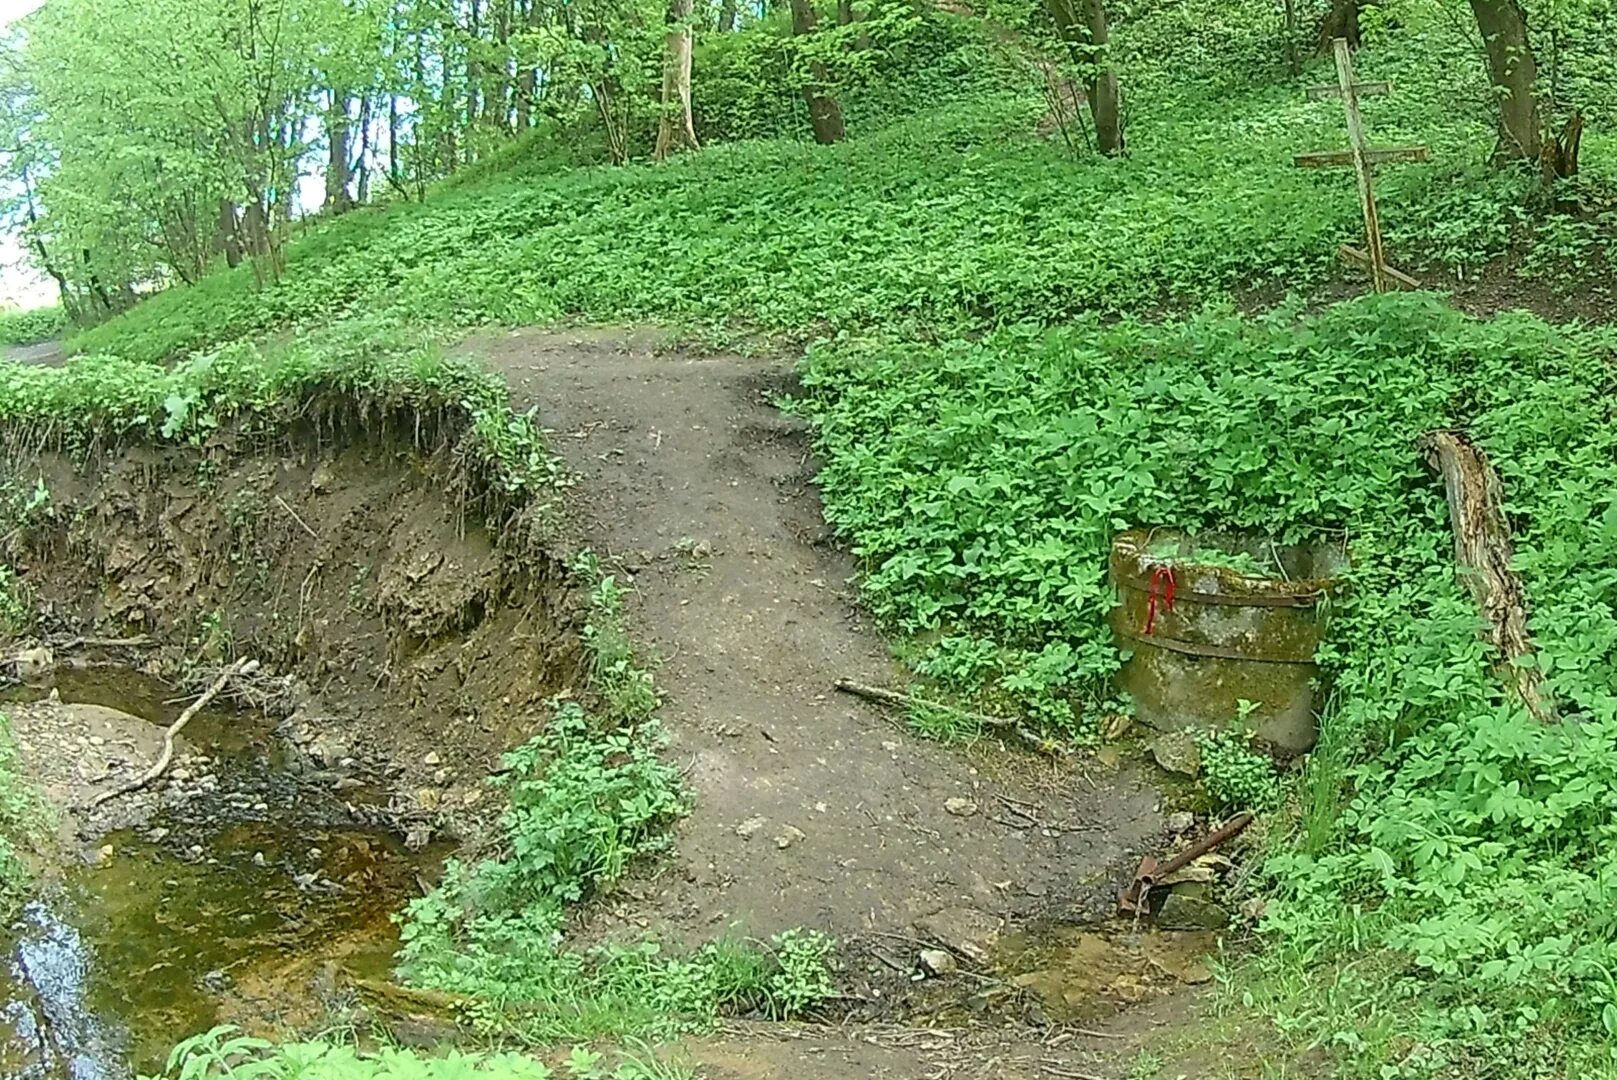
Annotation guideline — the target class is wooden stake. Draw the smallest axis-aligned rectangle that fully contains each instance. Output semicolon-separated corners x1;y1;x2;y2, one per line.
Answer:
1333;39;1386;292
1294;38;1426;293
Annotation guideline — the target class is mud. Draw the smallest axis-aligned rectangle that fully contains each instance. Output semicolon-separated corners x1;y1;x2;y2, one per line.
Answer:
0;425;587;1074
3;428;587;832
0;330;1204;1079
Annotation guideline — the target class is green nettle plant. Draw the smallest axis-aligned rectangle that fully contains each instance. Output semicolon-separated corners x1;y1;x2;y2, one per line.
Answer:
800;293;1617;1067
1195;728;1280;812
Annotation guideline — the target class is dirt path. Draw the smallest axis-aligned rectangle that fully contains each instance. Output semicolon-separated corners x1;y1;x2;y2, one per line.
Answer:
472;328;1162;968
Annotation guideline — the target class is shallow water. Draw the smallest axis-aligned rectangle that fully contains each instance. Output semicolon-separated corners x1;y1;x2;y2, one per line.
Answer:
0;672;438;1079
993;922;1221;1021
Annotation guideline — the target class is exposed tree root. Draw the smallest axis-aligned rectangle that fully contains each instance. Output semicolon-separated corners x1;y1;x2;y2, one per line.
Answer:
87;657;256;808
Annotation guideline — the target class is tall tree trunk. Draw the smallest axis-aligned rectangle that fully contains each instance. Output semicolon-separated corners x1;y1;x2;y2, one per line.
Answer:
718;0;738;30
482;0;513;130
788;0;846;144
1045;0;1123;155
466;0;484;136
515;0;536;130
326;96;354;213
389;93;404;189
355;97;374;204
1083;0;1121;155
1467;0;1543;163
217;200;243;268
654;0;700;160
1317;0;1362;52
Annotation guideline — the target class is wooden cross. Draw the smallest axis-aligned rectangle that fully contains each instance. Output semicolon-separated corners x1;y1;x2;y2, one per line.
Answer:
1293;38;1429;292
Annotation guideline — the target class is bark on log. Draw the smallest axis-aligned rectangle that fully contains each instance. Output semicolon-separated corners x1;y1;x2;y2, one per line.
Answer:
1420;430;1555;722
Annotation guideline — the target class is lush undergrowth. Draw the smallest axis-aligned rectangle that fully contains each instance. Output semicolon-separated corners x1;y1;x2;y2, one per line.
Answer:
399;557;834;1041
0;321;834;1047
799;293;1617;1077
0;307;66;347
0;318;569;538
69;12;1615;369
148;1027;691;1080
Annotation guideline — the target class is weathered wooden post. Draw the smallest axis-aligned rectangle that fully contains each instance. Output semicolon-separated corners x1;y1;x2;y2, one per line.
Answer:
1294;38;1429;292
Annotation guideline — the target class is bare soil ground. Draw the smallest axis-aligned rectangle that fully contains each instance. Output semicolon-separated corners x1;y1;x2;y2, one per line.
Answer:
468;328;1178;1075
3;432;587;847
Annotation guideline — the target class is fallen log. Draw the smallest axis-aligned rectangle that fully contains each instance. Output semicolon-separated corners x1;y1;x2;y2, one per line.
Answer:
1420;430;1555;722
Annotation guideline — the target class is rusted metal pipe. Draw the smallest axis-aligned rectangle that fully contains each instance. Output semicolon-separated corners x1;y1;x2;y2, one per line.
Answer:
1118;811;1254;915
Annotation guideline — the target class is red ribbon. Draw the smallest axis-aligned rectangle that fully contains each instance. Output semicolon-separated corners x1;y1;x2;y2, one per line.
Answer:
1144;565;1176;635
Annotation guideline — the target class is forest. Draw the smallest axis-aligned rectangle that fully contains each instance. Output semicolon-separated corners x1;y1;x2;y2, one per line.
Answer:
0;0;1615;1079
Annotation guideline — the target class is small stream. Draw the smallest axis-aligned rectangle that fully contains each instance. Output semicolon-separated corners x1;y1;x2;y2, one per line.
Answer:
0;672;442;1079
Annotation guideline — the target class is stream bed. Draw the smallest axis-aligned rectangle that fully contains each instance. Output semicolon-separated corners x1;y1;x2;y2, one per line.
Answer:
0;671;443;1079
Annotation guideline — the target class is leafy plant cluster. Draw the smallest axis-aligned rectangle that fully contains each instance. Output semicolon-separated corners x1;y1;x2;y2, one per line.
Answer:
0;316;564;527
0;712;45;918
0;306;66;346
798;292;1617;1073
145;1026;691;1080
398;556;836;1041
1195;727;1280;812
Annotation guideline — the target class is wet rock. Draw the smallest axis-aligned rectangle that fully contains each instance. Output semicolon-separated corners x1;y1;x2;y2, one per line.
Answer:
945;797;978;817
1151;731;1201;778
918;949;957;977
1156;891;1229;931
14;646;55;687
916;907;1001;964
1167;811;1196;834
308;735;349;767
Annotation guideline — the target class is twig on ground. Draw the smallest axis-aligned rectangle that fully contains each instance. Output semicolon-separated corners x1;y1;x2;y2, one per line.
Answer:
275;495;321;540
834;678;1059;755
1039;1064;1106;1080
88;657;254;809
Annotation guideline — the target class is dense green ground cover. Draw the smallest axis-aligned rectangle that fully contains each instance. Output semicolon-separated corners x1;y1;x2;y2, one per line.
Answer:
798;295;1617;1075
0;306;66;346
69;10;1615;368
14;4;1617;1077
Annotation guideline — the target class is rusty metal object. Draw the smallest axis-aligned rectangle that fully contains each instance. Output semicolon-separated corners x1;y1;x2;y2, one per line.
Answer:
1118;811;1254;916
